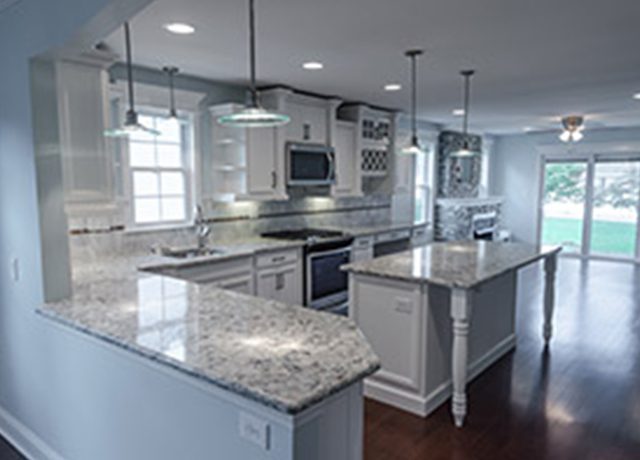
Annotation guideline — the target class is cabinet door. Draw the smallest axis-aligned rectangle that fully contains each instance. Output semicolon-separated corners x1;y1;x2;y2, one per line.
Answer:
333;122;357;196
246;127;279;198
56;61;113;205
286;100;327;144
256;264;301;305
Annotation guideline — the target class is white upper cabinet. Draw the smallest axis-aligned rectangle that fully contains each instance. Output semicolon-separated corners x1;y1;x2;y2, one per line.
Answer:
285;99;328;144
56;58;114;208
246;126;282;199
332;121;360;196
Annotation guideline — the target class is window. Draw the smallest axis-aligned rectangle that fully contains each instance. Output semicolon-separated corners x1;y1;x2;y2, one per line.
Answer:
414;151;431;223
127;112;193;227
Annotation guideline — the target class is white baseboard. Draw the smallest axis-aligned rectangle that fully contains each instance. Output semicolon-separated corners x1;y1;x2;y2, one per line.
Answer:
365;334;517;417
0;405;65;460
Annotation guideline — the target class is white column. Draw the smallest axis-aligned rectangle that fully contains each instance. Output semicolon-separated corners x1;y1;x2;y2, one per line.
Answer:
450;287;472;428
543;254;557;345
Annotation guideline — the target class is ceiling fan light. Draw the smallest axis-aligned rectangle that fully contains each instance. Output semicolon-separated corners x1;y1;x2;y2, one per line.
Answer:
559;130;571;143
572;130;584;142
218;106;290;128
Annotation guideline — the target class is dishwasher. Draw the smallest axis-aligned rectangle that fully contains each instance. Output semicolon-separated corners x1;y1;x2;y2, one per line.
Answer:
373;229;412;258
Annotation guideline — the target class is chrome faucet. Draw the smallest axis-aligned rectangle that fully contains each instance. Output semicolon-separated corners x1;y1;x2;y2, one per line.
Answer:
194;205;211;250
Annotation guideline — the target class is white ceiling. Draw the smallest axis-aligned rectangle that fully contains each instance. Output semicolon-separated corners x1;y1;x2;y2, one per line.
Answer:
104;0;640;135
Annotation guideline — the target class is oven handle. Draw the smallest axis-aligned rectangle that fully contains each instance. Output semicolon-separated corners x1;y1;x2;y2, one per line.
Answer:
326;151;336;182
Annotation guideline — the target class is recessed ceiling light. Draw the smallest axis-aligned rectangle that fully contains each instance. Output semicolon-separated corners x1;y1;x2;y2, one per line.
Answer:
634;93;640;100
452;109;465;116
384;83;402;91
302;61;324;70
164;23;195;35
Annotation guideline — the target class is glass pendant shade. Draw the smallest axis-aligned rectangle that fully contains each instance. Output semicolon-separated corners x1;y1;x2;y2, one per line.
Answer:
104;22;158;138
399;135;425;155
104;109;160;137
450;139;476;158
218;106;290;128
218;0;289;128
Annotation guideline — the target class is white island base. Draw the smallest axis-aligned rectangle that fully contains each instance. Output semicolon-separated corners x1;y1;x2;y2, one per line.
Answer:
346;243;559;427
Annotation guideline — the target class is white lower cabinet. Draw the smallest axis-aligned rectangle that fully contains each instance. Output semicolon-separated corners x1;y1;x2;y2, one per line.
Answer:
256;249;303;306
161;256;255;295
351;236;374;262
214;273;254;295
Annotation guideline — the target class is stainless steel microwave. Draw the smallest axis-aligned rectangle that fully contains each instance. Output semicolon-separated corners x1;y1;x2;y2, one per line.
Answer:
286;142;336;186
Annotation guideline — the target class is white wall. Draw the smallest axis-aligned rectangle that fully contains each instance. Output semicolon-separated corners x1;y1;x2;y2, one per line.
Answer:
490;126;640;244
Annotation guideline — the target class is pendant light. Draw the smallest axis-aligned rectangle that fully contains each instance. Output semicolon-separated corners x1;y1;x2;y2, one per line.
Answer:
218;0;290;128
399;49;425;155
451;70;478;158
559;115;584;143
104;22;160;137
162;66;179;119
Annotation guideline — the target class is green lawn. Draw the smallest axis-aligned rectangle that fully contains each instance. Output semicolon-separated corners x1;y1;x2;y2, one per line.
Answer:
542;217;637;256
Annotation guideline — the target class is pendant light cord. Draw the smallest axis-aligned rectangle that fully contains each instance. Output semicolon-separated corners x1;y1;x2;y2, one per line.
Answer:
461;70;475;137
411;54;417;142
124;22;135;114
249;0;258;107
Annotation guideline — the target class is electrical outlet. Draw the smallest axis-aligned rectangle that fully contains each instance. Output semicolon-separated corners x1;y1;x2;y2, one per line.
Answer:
239;412;270;450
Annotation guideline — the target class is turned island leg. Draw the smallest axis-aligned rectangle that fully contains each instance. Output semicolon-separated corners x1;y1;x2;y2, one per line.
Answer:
450;288;472;428
543;254;557;346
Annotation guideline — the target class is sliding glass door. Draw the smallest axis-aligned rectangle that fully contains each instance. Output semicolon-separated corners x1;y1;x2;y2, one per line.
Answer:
590;159;640;258
540;155;640;262
540;160;588;254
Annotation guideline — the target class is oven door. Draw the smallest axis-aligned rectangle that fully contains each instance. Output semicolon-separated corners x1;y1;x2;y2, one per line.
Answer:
306;247;351;311
287;143;335;186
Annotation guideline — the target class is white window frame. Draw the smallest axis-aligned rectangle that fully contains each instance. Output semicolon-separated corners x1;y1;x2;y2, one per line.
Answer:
536;145;640;264
123;107;195;230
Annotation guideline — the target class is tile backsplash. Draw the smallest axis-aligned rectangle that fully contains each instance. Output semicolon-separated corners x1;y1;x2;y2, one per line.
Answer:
68;194;392;259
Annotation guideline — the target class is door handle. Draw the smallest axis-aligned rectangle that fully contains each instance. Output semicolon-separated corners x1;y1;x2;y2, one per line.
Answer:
271;171;277;189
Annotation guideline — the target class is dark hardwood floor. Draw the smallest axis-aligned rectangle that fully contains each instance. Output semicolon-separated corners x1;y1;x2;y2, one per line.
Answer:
1;258;638;460
364;258;640;460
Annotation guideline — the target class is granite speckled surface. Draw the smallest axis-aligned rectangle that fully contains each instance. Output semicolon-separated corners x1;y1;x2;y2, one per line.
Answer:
343;241;561;289
39;237;380;415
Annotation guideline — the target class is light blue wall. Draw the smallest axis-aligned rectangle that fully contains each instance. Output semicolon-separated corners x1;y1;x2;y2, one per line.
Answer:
490;126;640;244
0;1;275;459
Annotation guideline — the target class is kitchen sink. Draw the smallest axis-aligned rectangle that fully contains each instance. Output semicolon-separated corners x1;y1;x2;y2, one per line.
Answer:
159;247;225;259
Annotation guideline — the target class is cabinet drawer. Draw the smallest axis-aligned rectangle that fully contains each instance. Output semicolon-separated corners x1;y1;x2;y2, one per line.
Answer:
412;226;428;238
375;229;411;243
256;248;300;268
353;236;374;250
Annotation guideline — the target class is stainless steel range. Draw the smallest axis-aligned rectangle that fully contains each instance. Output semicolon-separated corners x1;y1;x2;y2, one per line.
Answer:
261;228;353;315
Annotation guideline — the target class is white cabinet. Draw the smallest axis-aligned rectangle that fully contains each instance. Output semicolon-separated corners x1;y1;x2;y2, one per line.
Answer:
286;99;328;144
411;224;431;248
246;126;283;199
332;121;359;196
56;59;114;207
351;236;374;263
255;249;303;305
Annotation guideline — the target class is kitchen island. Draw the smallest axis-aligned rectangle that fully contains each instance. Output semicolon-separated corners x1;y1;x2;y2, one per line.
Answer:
39;244;379;460
343;241;560;427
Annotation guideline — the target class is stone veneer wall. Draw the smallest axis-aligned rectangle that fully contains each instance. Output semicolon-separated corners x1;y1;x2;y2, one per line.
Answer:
435;201;502;241
68;194;392;259
437;130;483;198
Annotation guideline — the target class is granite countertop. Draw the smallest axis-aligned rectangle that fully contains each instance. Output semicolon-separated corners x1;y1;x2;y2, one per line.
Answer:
40;237;380;415
343;241;561;289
